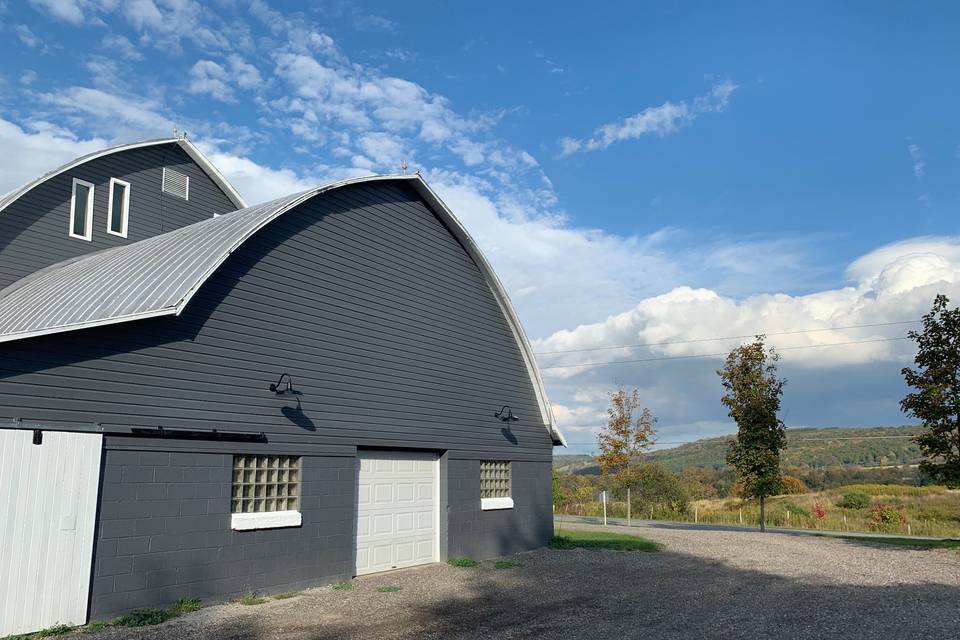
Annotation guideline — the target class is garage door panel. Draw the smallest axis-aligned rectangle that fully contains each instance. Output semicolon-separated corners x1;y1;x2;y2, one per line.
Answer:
355;450;437;576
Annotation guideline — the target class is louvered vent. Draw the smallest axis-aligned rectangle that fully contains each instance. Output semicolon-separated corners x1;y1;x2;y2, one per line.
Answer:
162;167;190;200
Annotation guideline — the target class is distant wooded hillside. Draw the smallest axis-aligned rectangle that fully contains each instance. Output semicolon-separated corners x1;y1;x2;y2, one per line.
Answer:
554;425;923;475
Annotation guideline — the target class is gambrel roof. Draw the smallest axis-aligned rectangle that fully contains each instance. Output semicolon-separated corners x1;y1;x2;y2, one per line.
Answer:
0;173;565;445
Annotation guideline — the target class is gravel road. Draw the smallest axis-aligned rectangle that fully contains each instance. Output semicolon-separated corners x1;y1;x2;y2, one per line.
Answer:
60;522;960;640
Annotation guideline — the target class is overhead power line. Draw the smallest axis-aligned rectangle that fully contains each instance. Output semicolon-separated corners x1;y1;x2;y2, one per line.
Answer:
561;434;920;446
534;320;920;356
539;336;911;370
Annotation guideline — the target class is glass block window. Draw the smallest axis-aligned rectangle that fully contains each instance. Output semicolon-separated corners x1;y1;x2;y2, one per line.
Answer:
480;460;511;499
231;455;301;513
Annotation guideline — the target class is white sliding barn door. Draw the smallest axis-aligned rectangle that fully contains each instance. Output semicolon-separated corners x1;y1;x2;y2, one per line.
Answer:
0;430;103;636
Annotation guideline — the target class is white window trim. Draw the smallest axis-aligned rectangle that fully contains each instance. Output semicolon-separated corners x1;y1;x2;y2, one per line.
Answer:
69;178;95;241
481;497;514;511
106;177;131;238
231;510;302;531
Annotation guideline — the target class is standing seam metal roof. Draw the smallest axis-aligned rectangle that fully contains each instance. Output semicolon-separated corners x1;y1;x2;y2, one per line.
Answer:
0;174;565;445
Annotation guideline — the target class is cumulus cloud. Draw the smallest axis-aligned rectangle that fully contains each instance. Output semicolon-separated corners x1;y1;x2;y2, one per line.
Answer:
534;238;960;380
559;80;738;155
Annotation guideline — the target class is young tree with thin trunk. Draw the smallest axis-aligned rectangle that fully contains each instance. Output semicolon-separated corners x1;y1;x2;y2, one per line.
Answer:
902;295;960;487
718;336;786;532
596;387;657;519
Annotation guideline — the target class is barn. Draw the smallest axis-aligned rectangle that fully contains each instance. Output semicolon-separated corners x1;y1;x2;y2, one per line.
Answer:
0;137;565;636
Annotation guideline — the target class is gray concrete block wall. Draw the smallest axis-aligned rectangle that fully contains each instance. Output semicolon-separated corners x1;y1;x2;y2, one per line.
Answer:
91;448;355;619
445;459;553;560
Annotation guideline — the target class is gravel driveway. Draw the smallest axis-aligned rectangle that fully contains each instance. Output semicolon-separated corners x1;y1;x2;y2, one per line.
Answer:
59;522;960;640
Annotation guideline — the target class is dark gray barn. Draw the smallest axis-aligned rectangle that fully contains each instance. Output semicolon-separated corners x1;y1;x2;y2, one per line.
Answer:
0;138;564;636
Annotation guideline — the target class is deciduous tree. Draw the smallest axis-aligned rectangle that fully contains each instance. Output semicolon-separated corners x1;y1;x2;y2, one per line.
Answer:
719;336;787;532
596;387;657;495
902;294;960;487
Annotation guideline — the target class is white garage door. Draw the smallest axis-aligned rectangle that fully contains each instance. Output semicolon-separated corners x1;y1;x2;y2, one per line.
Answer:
0;430;103;637
355;450;438;575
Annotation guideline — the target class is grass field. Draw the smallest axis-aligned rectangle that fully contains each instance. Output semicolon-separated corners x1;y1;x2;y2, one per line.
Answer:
550;529;659;551
560;484;960;538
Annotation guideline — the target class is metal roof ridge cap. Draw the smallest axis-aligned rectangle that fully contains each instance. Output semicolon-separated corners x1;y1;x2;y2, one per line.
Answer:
175;139;248;209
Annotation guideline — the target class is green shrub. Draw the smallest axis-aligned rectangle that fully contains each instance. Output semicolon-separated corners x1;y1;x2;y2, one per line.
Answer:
170;598;201;614
870;503;907;532
447;557;479;567
114;608;174;627
494;561;515;569
33;624;75;637
776;501;809;517
376;585;401;593
838;492;872;509
234;593;267;606
332;581;354;591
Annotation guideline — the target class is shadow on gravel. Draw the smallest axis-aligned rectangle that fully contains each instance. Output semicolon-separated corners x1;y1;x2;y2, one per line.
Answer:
148;546;960;640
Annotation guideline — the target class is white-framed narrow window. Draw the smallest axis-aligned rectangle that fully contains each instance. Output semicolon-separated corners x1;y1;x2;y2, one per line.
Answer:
230;454;302;530
480;460;513;510
161;167;189;200
106;178;130;238
69;178;94;241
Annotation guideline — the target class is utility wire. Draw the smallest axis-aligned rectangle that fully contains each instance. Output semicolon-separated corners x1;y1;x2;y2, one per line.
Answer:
540;336;911;370
534;320;920;356
561;434;920;446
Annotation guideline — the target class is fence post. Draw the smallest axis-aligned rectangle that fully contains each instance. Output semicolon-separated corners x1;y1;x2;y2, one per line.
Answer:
739;508;743;525
627;487;631;527
602;490;607;526
694;504;698;524
843;515;847;531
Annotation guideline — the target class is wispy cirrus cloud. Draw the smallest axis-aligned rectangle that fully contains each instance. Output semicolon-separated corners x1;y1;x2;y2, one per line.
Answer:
558;79;738;156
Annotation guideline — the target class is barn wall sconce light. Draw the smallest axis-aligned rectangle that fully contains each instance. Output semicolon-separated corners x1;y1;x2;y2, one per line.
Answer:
269;373;295;396
494;406;519;423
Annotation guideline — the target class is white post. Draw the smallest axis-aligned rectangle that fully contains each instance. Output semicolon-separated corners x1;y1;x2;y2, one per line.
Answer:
739;508;743;525
602;490;607;526
908;523;911;536
843;515;847;531
627;487;631;527
694;504;698;524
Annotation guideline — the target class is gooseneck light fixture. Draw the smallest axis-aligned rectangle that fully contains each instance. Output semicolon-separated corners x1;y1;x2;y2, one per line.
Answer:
494;406;519;423
269;373;295;396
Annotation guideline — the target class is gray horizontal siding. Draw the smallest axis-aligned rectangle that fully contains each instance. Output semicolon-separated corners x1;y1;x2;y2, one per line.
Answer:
0;181;553;460
0;143;238;290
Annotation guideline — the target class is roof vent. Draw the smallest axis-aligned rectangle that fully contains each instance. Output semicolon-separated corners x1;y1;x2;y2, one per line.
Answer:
162;167;190;200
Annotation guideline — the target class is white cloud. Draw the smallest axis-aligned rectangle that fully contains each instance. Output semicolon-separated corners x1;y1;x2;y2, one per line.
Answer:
0;117;107;195
559;80;738;155
15;24;44;48
101;34;143;61
227;55;262;90
534;237;960;379
29;0;85;24
907;142;925;181
188;60;234;102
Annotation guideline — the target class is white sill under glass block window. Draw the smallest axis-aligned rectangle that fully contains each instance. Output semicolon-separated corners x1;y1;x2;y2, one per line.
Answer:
480;460;513;510
230;455;302;530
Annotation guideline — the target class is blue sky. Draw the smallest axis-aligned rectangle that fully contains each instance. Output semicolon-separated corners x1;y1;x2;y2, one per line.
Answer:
1;0;958;451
